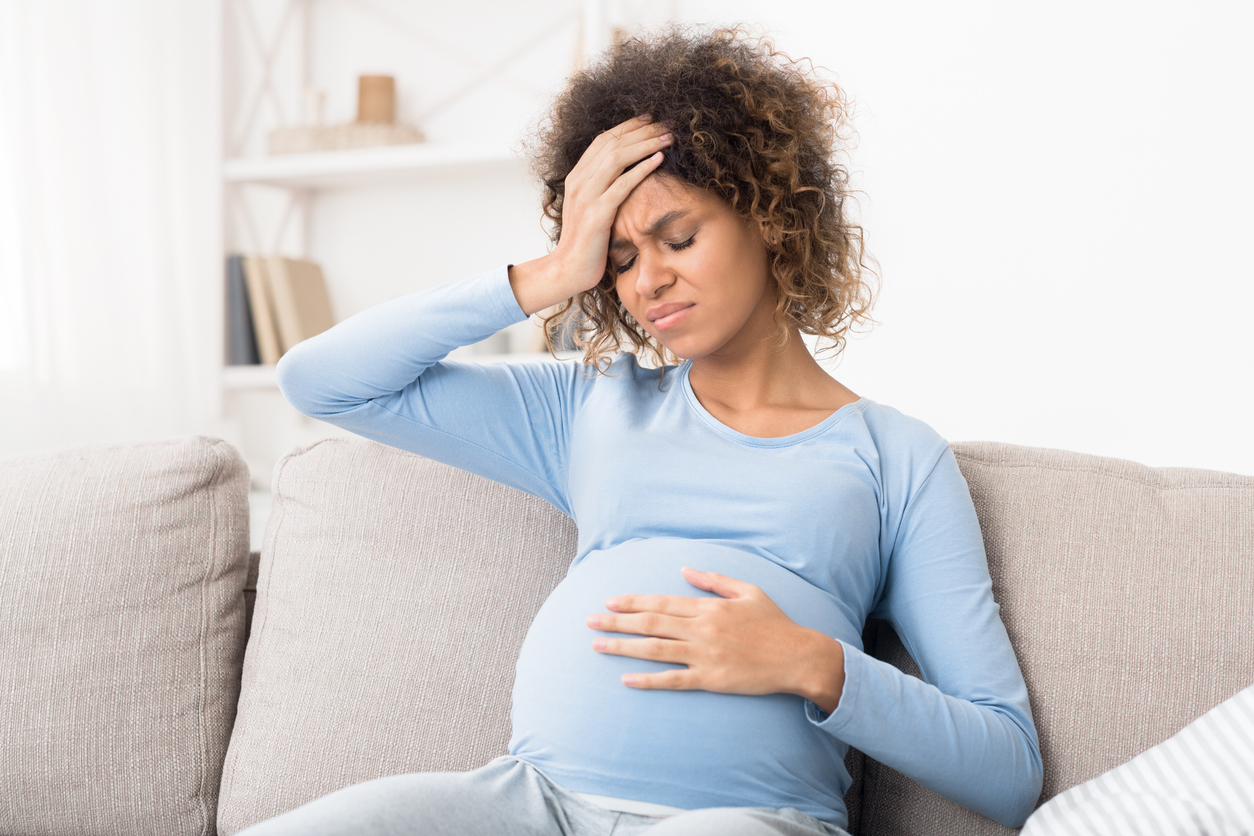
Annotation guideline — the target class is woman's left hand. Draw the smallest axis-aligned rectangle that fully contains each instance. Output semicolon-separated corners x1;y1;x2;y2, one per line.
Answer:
586;567;846;713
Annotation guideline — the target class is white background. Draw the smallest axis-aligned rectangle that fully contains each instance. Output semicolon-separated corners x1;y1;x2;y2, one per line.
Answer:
677;0;1253;473
2;0;1251;478
309;0;1254;474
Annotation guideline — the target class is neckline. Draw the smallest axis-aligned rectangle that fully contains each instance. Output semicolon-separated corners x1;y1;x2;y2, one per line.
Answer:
677;359;866;448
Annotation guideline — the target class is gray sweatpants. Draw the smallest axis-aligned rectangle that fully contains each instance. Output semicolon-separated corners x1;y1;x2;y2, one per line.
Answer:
235;755;850;836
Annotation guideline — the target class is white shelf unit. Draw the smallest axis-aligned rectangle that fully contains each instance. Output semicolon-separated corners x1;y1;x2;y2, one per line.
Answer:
218;0;619;497
223;142;522;190
219;0;604;395
220;142;539;399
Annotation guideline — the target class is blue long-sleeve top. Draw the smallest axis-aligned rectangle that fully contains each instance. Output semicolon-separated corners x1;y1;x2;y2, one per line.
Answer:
275;264;1044;829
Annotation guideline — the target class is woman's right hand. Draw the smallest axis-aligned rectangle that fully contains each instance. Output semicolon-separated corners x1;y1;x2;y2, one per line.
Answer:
508;115;673;317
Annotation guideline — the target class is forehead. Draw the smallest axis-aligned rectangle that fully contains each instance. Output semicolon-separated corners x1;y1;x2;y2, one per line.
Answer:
613;174;705;227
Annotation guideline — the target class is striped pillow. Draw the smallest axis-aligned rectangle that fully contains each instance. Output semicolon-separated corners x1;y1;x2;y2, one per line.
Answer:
1022;683;1254;835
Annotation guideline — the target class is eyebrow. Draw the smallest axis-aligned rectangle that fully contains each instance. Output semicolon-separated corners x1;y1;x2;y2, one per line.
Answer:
609;210;690;251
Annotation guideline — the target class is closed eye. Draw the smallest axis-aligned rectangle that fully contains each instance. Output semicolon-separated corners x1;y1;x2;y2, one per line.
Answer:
614;236;696;274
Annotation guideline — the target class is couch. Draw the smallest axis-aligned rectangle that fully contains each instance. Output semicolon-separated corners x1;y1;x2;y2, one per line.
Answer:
1;434;1250;836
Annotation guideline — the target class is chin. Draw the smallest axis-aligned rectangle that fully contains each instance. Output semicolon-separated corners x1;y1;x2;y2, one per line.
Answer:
655;336;714;363
646;321;728;362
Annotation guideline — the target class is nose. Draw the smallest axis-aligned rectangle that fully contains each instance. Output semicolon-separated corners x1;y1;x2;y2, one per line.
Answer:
634;248;674;299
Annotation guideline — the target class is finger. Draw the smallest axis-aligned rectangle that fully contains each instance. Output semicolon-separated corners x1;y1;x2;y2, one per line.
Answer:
680;566;756;599
582;130;671;198
622;668;699;690
576;115;661;179
605;129;673;174
578;115;646;164
600;148;667;207
604;591;703;616
592;635;690;664
599;113;654;147
575;116;666;178
586;611;691;637
609;114;663;146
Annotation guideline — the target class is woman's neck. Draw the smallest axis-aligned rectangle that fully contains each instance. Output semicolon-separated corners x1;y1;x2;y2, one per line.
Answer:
686;327;859;420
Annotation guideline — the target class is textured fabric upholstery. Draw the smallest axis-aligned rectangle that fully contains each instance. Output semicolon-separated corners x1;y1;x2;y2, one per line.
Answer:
218;438;581;833
7;431;1247;834
0;435;250;836
856;441;1254;836
223;436;1253;835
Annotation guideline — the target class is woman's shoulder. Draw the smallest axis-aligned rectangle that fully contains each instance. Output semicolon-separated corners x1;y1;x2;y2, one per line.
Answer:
849;397;954;479
852;398;947;445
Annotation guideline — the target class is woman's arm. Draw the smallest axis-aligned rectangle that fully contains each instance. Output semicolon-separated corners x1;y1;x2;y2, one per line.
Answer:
276;265;585;515
277;115;675;514
575;428;1039;824
806;445;1044;827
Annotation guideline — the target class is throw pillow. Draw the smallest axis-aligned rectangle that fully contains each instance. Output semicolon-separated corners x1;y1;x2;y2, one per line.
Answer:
1021;682;1254;835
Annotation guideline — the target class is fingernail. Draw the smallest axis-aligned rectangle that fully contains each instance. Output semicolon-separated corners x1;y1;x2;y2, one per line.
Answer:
622;675;637;685
586;614;601;628
659;133;672;141
638;114;653;122
606;597;622;608
593;638;606;650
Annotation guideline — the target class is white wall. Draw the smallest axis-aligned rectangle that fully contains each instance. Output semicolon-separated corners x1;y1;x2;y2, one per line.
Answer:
670;0;1253;474
274;0;1252;476
4;1;1247;478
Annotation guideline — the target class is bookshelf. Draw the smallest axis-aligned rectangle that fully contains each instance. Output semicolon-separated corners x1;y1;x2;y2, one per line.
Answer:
221;141;563;397
219;0;621;509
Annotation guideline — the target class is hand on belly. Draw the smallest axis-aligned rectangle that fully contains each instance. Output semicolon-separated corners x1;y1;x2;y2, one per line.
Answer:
585;566;847;713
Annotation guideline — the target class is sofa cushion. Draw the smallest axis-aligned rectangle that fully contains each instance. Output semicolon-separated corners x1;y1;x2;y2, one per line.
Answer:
217;438;582;832
0;435;250;836
857;442;1254;836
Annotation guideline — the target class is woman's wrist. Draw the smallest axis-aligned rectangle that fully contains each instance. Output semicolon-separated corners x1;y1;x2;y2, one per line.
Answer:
792;629;846;715
508;255;582;317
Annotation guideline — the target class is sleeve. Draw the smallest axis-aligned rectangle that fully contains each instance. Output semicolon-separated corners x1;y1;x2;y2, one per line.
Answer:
274;264;585;518
803;445;1044;827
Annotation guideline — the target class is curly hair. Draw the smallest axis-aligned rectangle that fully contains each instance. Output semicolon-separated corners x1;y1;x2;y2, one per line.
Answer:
526;24;878;370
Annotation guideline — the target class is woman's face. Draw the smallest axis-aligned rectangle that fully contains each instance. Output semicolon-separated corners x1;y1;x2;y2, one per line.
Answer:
611;174;776;361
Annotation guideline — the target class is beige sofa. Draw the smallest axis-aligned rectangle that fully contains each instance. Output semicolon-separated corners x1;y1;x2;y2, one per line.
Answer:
1;434;1250;836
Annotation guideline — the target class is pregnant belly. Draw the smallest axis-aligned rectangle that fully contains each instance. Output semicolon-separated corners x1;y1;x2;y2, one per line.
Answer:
507;537;857;816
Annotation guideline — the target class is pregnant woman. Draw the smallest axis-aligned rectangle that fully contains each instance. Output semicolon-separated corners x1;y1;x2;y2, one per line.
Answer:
245;26;1043;836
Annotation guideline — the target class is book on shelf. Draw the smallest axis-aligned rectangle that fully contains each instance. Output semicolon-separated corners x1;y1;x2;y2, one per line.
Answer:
241;255;283;364
225;254;260;365
227;253;337;366
265;256;337;354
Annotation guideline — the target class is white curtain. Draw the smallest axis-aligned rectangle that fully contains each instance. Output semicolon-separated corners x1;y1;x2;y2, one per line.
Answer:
0;0;220;458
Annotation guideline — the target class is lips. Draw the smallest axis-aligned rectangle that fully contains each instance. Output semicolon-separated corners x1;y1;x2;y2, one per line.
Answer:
650;304;694;331
646;302;694;322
